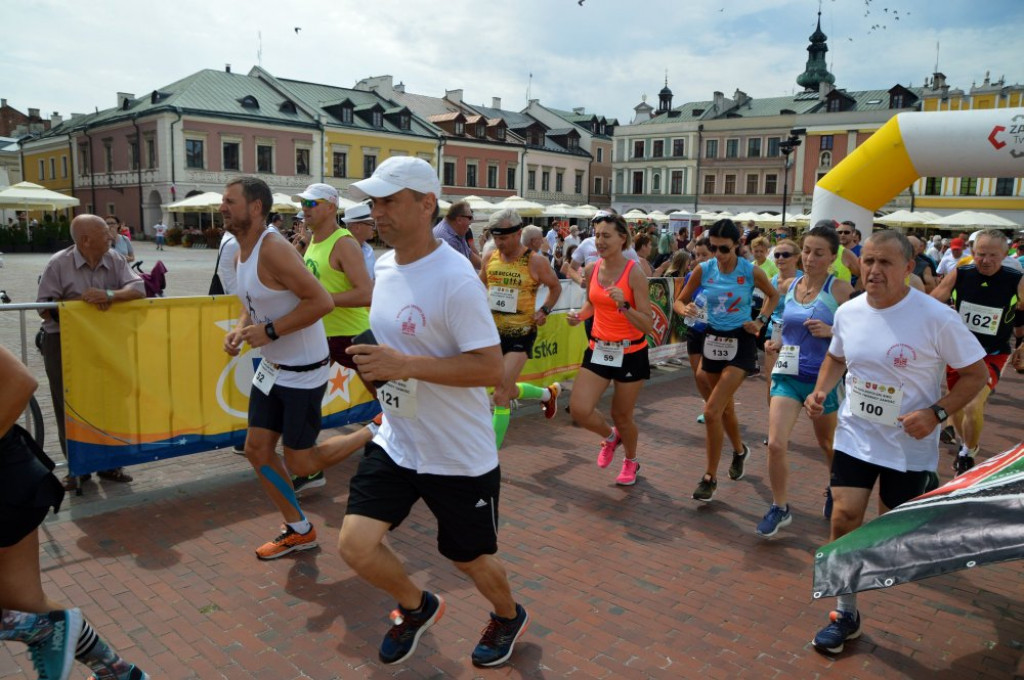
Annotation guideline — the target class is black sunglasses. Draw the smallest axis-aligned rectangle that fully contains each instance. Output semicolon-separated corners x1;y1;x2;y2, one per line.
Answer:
774;251;796;259
836;230;853;235
710;244;734;254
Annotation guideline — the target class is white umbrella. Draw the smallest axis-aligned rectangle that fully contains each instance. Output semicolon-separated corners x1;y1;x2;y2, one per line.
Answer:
164;191;223;212
876;209;934;227
572;204;600;220
0;181;80;210
732;211;763;223
622;209;648;220
926;210;1019;229
647;210;670;223
493;195;545;217
543;203;575;218
461;195;499;214
271;193;300;213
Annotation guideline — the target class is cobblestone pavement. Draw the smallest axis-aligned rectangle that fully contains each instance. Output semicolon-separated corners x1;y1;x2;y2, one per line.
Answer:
1;242;1022;679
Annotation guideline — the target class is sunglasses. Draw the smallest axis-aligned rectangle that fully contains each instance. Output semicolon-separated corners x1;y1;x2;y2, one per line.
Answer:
710;244;734;254
300;199;323;209
774;251;796;259
836;230;853;235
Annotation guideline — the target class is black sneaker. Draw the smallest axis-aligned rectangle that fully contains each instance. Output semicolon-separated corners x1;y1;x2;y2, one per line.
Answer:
471;603;529;668
939;425;956;445
291;471;325;495
953;454;975;477
379;591;445;665
692;474;717;502
728;444;750;481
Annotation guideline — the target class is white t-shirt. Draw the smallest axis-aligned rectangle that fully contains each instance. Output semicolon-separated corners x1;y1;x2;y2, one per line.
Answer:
937;249;969;276
153;222;167;236
571;237;642;267
828;288;985;472
218;232;240;295
361;242;376;280
371;240;500;476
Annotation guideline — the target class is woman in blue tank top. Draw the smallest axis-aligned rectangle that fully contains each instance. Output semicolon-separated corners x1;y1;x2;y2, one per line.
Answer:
676;220;779;502
755;223;853;537
761;238;801;410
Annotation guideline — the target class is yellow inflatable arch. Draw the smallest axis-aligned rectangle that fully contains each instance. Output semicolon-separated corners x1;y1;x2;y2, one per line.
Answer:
809;107;1024;238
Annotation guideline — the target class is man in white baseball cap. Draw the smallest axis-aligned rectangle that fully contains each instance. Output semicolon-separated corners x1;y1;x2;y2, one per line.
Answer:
339;156;529;668
342;202;377;279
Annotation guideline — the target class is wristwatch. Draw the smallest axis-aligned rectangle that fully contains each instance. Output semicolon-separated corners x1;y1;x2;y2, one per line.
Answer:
264;322;279;341
756;314;769;324
105;289;114;302
540;305;551;315
929;404;948;423
619;301;632;311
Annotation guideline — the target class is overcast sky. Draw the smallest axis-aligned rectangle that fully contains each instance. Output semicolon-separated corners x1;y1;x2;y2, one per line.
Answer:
4;0;1022;125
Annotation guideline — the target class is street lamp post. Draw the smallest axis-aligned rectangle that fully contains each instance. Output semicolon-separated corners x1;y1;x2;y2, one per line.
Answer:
779;129;804;229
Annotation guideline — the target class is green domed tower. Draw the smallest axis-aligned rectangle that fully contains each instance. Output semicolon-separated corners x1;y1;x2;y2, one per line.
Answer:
796;11;835;91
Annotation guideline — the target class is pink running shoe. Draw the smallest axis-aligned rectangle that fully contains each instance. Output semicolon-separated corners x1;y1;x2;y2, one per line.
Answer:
597;428;621;468
615;458;640;485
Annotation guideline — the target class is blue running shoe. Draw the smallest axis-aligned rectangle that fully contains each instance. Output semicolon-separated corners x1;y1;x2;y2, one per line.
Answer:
812;610;861;654
379;591;445;664
823;487;833;520
756;504;792;537
471;603;530;668
28;608;83;680
87;665;150;680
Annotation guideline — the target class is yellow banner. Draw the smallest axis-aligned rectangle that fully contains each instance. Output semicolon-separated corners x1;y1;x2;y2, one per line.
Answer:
60;296;378;475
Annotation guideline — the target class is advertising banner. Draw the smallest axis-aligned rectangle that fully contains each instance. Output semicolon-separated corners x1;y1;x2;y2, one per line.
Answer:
60;296;379;475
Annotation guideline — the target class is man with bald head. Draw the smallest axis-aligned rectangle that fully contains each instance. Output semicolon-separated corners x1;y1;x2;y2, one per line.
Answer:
36;215;146;491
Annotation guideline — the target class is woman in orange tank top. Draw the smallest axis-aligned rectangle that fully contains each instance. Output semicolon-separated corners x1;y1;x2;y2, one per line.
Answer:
567;213;653;486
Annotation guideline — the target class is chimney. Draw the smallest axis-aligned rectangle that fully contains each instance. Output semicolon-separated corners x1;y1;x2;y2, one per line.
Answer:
116;92;135;108
51;112;62;126
71;112;84;119
28;108;40;119
932;72;947;90
818;81;834;99
492;97;502;109
733;89;749;107
225;63;231;73
394;81;405;93
713;91;724;111
572;107;585;115
1;99;6;108
445;89;463;103
528;98;538;107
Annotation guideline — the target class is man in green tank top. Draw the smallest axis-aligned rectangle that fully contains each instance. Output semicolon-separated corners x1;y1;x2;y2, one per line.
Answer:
291;183;374;493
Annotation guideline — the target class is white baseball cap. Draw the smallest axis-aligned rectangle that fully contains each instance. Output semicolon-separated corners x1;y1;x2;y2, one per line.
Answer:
349;156;441;200
292;183;339;206
342;202;373;224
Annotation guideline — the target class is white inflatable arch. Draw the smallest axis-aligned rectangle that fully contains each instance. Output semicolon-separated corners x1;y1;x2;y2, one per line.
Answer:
809;107;1024;239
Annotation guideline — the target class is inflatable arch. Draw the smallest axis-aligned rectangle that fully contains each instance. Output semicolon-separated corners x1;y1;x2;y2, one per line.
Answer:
809;107;1024;239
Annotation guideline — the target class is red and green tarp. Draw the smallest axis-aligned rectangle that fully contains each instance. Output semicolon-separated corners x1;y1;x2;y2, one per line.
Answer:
813;442;1024;598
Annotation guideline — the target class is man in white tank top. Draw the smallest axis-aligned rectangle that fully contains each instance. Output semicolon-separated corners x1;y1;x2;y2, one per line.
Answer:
338;157;530;668
221;177;375;561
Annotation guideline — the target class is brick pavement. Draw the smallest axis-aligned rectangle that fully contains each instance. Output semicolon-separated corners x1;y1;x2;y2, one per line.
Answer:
2;356;1022;679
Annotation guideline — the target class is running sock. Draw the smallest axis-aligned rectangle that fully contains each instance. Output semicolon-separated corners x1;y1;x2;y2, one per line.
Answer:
77;619;132;676
516;383;549;401
605;427;618;442
287;519;313;535
258;464;306;521
0;609;49;643
493;407;511;449
836;594;858;615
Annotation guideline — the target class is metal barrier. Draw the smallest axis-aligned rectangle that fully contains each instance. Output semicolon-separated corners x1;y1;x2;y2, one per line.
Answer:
2;301;57;435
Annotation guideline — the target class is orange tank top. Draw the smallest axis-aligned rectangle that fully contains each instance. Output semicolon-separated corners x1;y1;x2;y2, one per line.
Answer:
589;258;647;352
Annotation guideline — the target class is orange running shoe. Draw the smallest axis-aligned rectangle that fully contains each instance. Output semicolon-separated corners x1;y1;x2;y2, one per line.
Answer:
255;525;318;560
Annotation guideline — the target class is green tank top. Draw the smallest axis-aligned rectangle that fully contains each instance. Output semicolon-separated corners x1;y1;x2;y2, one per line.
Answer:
829;244;852;283
304;228;370;337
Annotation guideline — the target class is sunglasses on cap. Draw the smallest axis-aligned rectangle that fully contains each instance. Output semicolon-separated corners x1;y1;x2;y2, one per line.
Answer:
300;199;323;209
774;251;796;259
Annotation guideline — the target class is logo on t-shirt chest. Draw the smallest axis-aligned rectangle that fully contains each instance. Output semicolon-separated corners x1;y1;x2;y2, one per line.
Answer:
886;343;918;369
397;304;426;336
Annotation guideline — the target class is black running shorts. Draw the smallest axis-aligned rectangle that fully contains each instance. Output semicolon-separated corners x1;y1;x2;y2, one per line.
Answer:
346;442;501;562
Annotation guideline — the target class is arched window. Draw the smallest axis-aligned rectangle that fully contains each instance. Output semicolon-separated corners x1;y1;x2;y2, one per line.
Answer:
819;150;832;168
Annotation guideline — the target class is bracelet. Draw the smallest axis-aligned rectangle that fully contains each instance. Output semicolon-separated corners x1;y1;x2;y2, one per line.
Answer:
540;305;551;315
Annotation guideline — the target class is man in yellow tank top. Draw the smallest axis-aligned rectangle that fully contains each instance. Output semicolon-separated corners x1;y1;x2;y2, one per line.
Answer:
823;220;861;285
292;183;374;492
479;209;563;448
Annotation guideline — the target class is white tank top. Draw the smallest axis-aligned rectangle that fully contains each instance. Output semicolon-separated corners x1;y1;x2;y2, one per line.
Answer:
236;229;329;389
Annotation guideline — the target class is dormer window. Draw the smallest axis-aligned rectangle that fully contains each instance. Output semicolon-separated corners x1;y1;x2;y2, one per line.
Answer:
476;123;485;137
827;98;841;112
568;137;579;150
341;106;353;124
455;121;465;135
891;93;905;109
399;114;410;130
496;127;505;141
240;95;259;109
599;123;606;134
372;110;383;127
279;100;297;114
